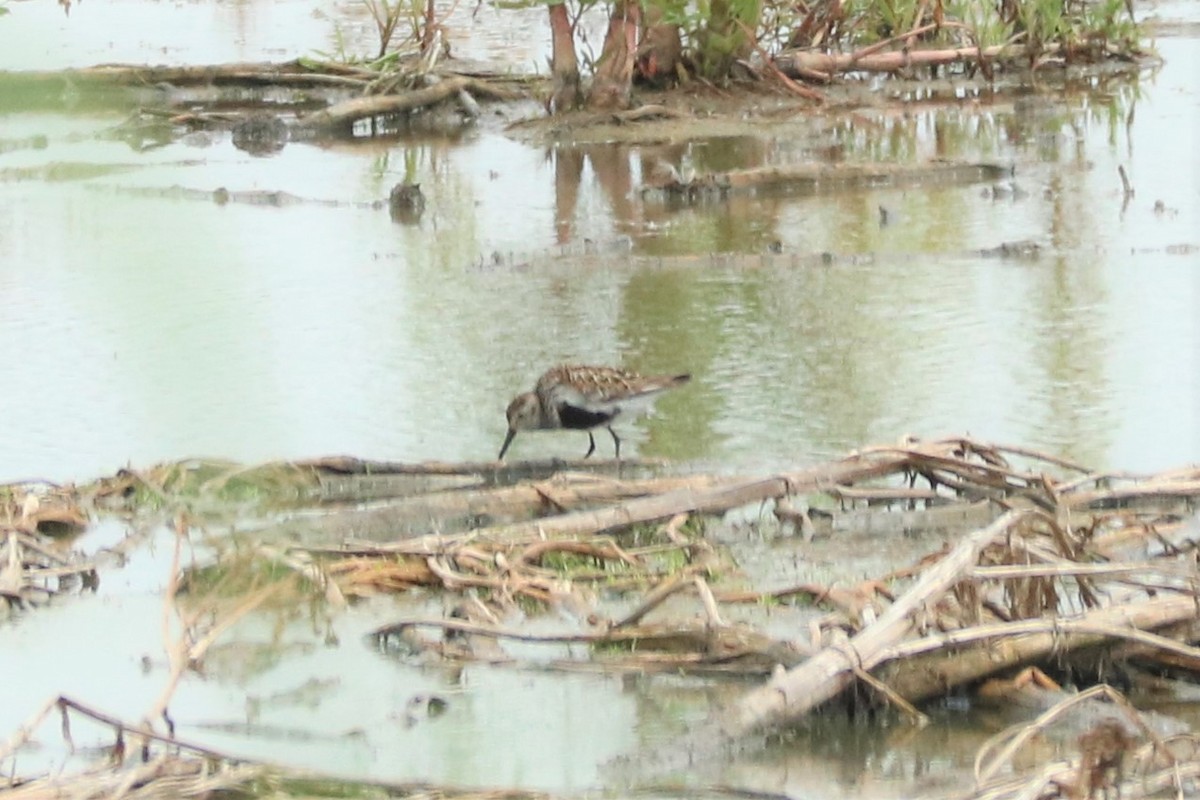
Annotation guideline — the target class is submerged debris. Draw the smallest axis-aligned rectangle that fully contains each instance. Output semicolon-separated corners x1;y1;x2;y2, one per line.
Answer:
389;181;426;224
230;112;290;156
4;437;1200;797
641;161;1014;206
0;486;94;616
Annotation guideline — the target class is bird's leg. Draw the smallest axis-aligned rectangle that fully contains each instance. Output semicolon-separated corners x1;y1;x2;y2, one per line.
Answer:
584;431;596;458
608;426;621;459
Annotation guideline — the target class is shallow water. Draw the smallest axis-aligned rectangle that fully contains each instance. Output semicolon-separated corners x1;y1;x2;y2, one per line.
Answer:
0;52;1196;482
1;0;1199;795
0;0;551;71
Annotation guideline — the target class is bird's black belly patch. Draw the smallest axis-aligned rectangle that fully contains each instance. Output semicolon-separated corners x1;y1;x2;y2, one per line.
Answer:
558;403;614;430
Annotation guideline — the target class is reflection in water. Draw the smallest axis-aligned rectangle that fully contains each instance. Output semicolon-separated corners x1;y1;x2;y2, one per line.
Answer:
1021;247;1115;469
0;0;555;73
720;712;1013;798
0;71;1195;479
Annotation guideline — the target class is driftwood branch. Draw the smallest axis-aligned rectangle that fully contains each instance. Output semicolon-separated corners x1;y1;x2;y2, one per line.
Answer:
719;510;1028;737
295;76;474;133
776;41;1062;76
874;595;1200;703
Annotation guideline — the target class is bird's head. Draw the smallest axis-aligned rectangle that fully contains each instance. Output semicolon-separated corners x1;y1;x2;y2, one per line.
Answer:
498;392;540;460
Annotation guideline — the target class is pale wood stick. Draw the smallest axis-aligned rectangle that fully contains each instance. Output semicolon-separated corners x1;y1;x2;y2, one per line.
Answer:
720;510;1026;737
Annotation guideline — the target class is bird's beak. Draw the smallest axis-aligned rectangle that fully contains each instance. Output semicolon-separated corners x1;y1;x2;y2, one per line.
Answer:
498;428;517;460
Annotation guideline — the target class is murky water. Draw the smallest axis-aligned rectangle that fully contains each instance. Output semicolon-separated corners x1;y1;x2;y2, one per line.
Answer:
1;0;1199;796
0;0;552;71
0;52;1196;483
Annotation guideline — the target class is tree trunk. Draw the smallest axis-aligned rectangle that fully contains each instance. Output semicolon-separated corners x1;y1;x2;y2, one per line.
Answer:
588;0;641;110
694;0;760;80
547;2;581;114
637;4;683;86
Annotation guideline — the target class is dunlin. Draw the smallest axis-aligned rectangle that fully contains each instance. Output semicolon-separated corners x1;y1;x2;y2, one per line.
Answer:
498;365;691;460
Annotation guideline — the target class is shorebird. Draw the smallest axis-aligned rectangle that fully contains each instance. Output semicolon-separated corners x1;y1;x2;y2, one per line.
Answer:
498;364;691;460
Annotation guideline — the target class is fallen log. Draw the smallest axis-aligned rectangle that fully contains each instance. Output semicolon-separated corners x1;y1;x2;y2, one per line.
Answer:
873;594;1200;704
719;510;1025;737
0;60;373;89
338;449;910;552
299;453;668;477
372;615;808;674
294;75;480;134
773;40;1141;77
776;43;1023;76
281;473;738;542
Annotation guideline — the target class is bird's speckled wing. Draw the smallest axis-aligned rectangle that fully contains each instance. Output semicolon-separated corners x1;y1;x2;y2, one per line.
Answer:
537;365;687;416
